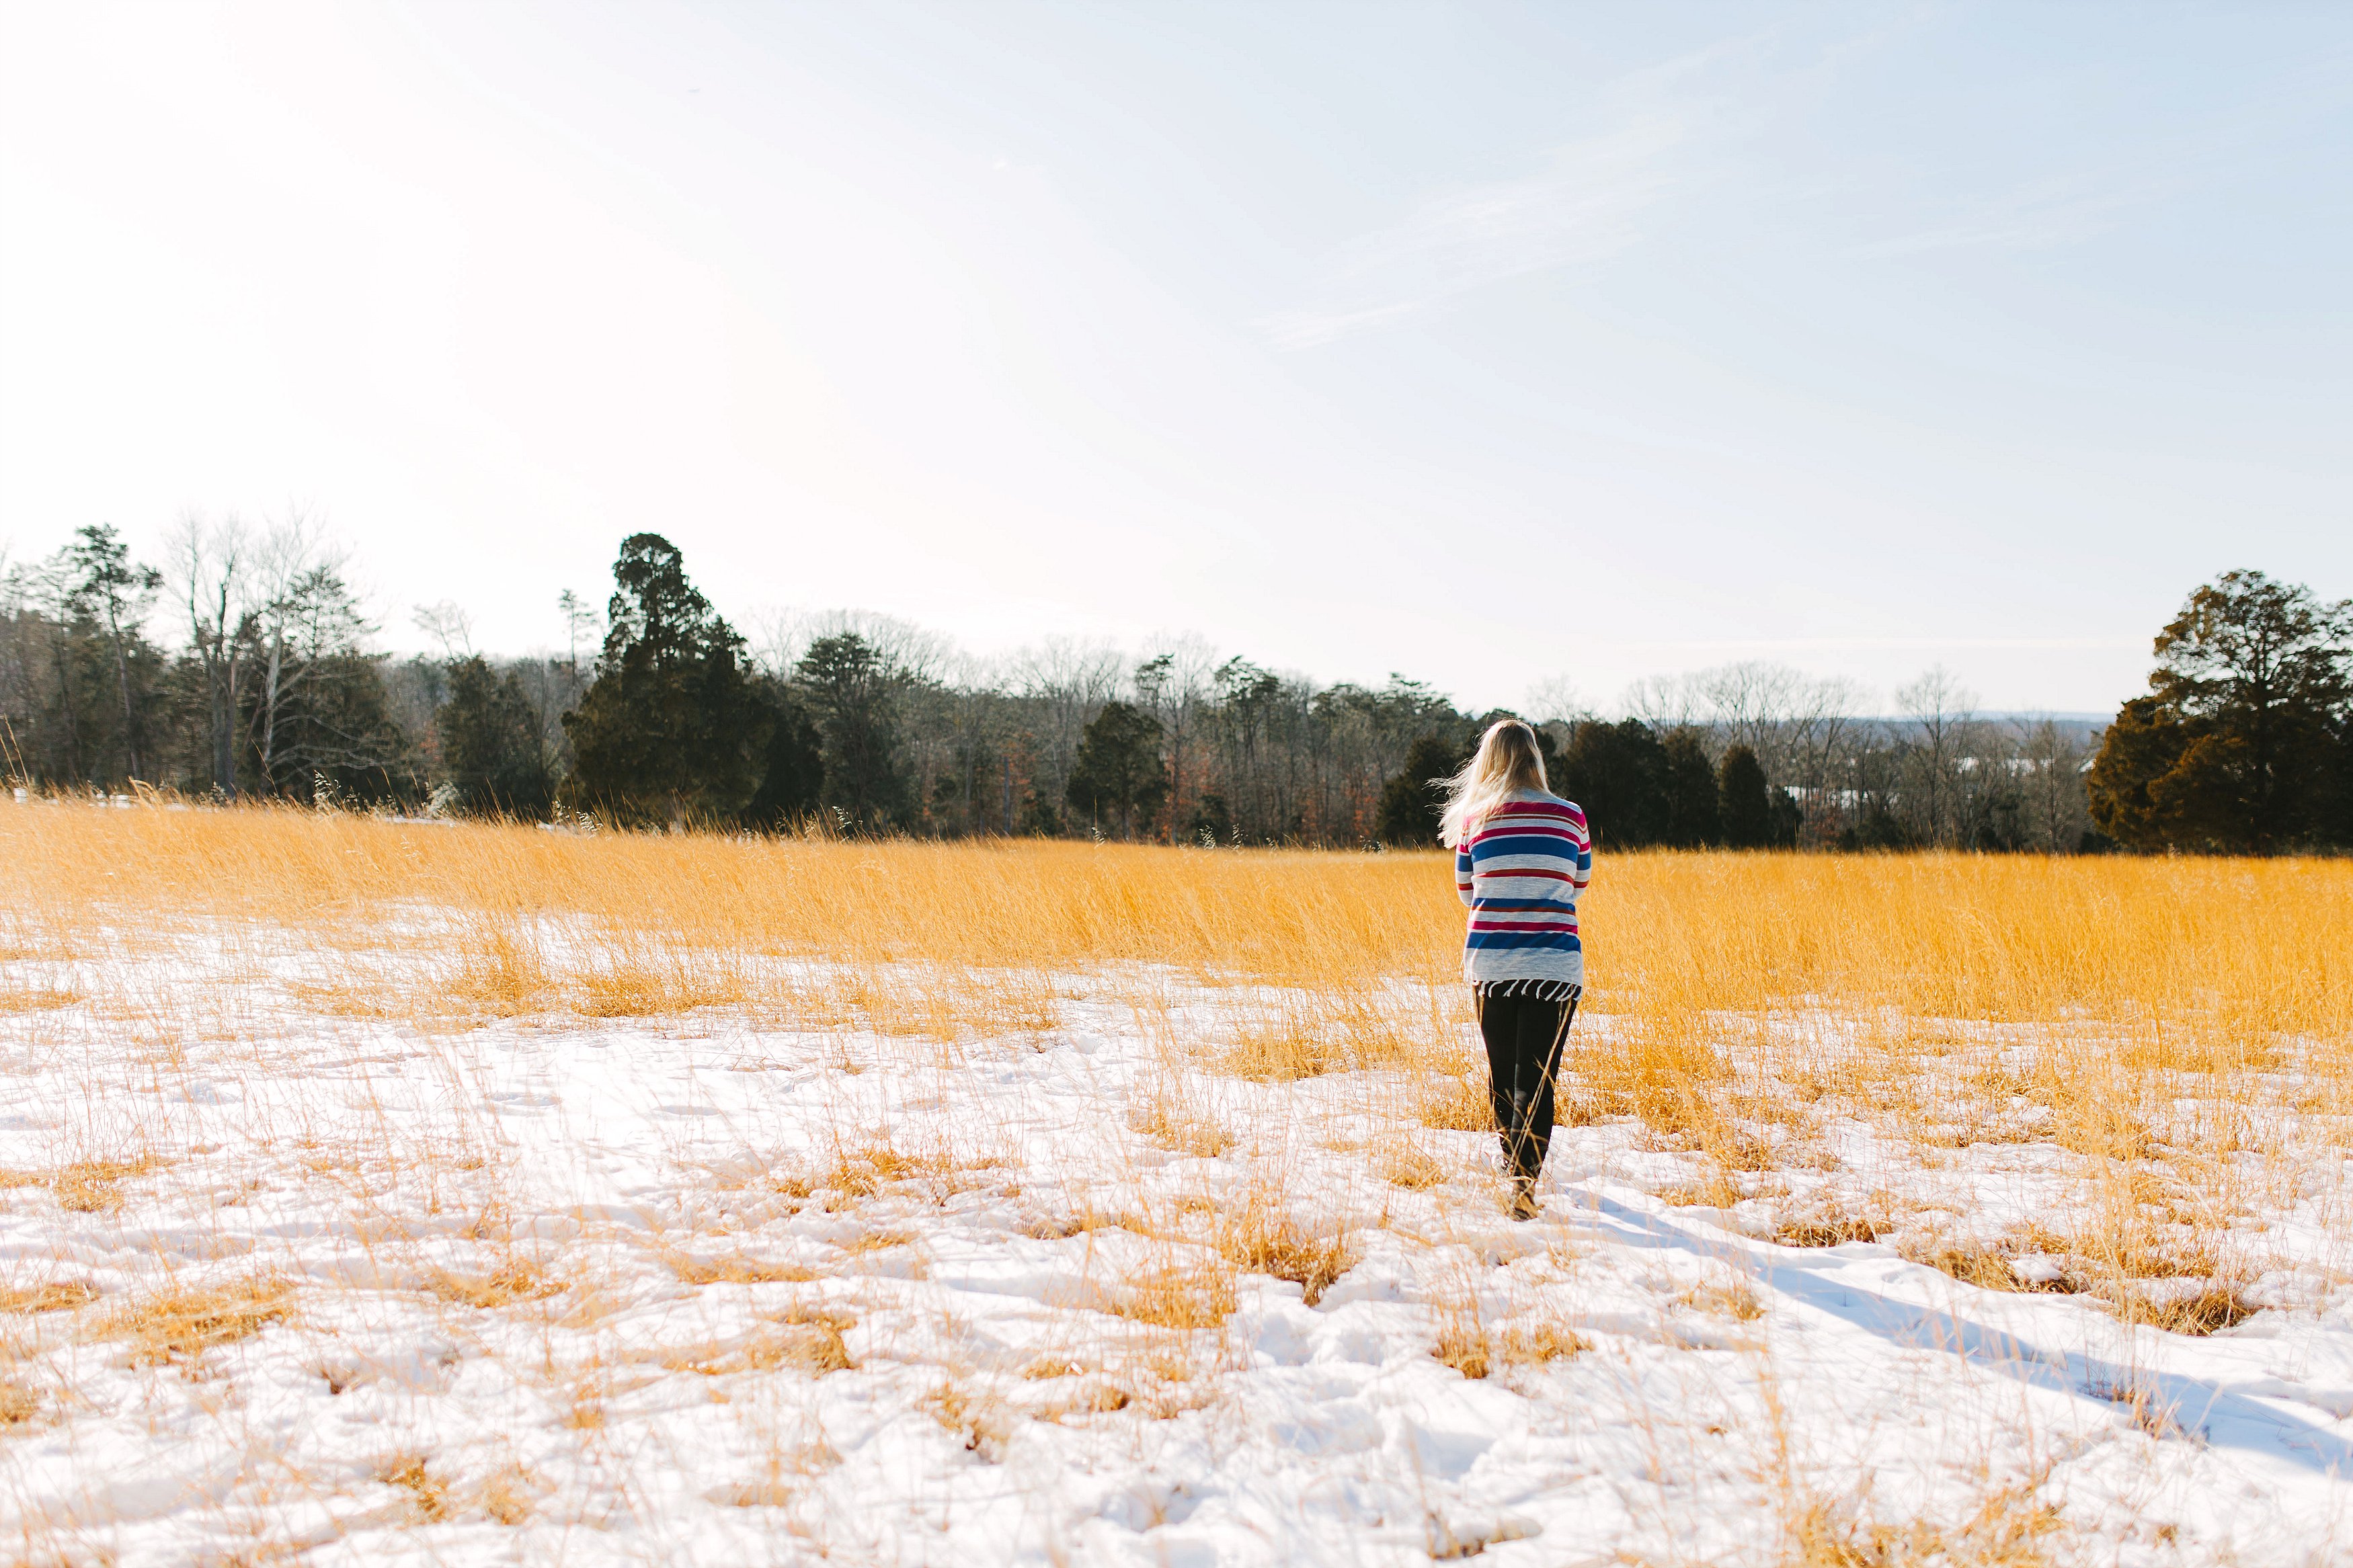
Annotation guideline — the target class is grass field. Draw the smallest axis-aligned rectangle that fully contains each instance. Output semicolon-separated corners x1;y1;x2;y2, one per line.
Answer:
2;800;2349;1565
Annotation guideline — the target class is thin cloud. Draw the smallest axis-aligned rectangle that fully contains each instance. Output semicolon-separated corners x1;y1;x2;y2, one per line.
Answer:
1850;46;2353;261
1851;171;2169;260
1260;110;1691;350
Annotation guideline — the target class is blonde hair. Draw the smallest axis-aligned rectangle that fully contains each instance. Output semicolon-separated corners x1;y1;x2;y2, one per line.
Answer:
1437;719;1550;848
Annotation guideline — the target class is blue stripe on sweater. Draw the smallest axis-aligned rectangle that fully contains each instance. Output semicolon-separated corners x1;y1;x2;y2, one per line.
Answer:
1466;930;1585;950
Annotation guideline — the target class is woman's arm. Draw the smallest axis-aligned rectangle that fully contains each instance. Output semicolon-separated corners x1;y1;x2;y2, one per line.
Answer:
1568;809;1593;906
1454;840;1477;907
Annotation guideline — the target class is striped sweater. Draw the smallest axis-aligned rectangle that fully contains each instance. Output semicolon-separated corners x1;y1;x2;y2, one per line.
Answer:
1453;789;1594;985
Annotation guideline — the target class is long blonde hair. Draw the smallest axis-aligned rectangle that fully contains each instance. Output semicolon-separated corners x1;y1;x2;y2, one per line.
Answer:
1437;719;1549;848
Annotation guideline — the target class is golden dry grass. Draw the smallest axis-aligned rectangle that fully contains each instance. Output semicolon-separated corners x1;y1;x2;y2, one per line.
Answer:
7;799;2343;1041
5;797;2348;1347
0;1280;99;1314
104;1276;293;1367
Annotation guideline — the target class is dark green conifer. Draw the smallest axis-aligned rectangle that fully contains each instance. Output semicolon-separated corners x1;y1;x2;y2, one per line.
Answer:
1066;700;1168;839
1718;743;1773;848
1373;733;1470;847
439;656;553;817
795;632;910;830
1554;719;1668;848
1659;729;1722;847
561;534;768;826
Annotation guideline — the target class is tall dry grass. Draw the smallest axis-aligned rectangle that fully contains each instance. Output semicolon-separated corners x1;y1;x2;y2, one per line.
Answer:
10;802;2351;1149
7;797;2346;1041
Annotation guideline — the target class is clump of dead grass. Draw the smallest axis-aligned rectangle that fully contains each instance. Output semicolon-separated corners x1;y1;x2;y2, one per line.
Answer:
1381;1143;1448;1190
0;1279;100;1313
922;1379;1014;1461
665;1251;817;1286
816;1141;1002;1208
726;1305;856;1375
1418;1072;1492;1132
474;1461;547;1526
1443;1305;1593;1380
1131;1097;1236;1159
1111;1266;1237;1330
373;1452;450;1522
0;983;80;1014
0;1157;165;1213
106;1275;293;1366
1217;1202;1356;1306
1780;1479;2066;1567
2112;1282;2260;1337
1681;1276;1764;1322
1773;1214;1881;1248
0;1380;41;1425
421;1257;564;1309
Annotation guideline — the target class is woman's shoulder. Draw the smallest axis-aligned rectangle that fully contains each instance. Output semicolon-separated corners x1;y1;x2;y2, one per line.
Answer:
1509;786;1583;810
1513;789;1589;825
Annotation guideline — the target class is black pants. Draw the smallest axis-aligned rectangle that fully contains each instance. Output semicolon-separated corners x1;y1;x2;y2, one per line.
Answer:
1474;983;1581;1183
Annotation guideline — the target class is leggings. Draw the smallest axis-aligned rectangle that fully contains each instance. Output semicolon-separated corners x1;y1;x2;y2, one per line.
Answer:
1474;983;1581;1182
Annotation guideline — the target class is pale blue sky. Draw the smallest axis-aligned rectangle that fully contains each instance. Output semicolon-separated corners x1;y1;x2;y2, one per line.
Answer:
1;1;2346;712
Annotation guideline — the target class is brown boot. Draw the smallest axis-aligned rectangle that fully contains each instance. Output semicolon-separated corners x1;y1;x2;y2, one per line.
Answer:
1509;1175;1540;1221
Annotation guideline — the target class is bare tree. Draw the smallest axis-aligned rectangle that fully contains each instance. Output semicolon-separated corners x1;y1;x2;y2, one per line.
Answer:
165;511;253;796
1523;673;1588;727
247;515;342;788
1011;637;1126;809
2015;716;2092;852
1135;634;1219;840
411;600;475;661
1895;665;1977;845
1621;670;1708;732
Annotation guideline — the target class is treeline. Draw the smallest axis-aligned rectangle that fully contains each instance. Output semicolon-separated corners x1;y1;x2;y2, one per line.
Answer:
5;524;2342;852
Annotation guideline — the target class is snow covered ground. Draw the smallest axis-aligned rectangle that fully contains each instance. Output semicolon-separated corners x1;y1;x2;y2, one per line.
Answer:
1;925;2349;1566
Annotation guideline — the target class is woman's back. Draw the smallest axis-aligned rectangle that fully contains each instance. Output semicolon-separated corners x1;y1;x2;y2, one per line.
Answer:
1453;787;1592;985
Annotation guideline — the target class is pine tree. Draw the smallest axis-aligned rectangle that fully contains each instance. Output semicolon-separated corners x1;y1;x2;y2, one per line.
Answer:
1718;743;1773;848
1065;700;1168;839
1555;719;1668;848
64;525;162;782
561;534;769;826
438;656;553;817
795;632;910;829
1372;733;1468;847
743;678;825;831
2089;571;2350;851
1659;729;1722;847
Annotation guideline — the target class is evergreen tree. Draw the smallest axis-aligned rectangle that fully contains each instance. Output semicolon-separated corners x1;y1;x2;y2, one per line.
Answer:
1718;743;1773;848
562;534;769;826
1185;789;1234;846
64;526;162;782
438;656;553;817
2089;571;2350;851
1555;718;1668;848
743;679;825;831
1373;733;1469;847
1659;729;1722;847
1065;700;1168;839
242;563;417;802
795;632;910;829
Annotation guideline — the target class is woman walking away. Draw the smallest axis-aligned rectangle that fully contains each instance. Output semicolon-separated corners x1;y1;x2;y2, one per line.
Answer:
1439;720;1593;1221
